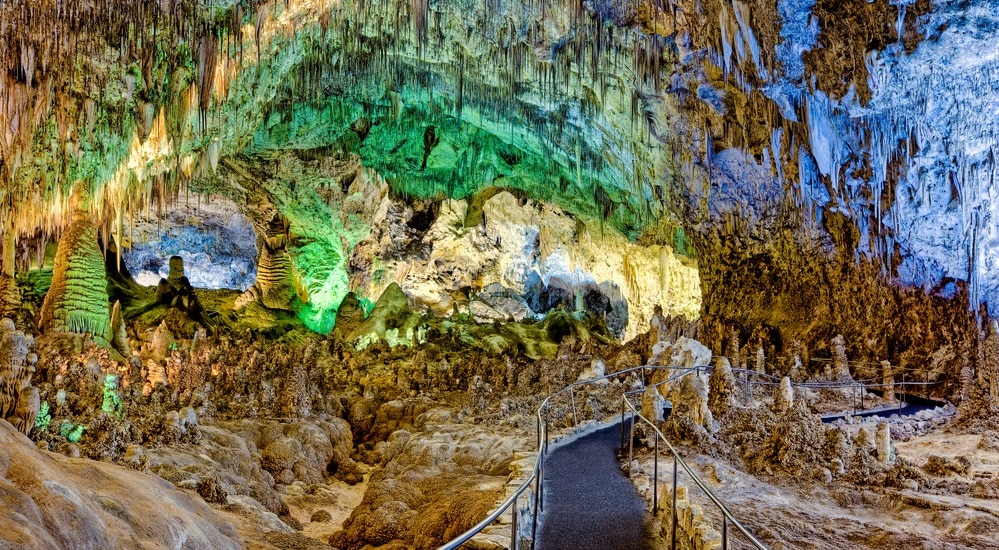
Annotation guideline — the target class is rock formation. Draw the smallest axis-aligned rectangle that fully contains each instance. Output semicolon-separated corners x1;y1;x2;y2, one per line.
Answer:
0;223;20;316
881;361;895;402
665;372;713;442
707;357;737;417
0;318;37;435
774;377;794;412
642;383;667;422
983;320;999;411
38;216;112;344
0;420;241;548
831;335;850;381
876;422;893;465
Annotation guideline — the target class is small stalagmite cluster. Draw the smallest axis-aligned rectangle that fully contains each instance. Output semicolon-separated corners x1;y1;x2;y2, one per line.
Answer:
0;318;38;435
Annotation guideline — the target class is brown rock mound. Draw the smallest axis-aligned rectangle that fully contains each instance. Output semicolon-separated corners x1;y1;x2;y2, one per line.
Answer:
0;419;241;549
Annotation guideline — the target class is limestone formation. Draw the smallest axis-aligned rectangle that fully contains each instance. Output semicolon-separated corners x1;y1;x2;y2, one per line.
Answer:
984;320;999;410
789;354;803;381
652;336;712;370
0;224;19;316
774;377;794;412
831;335;850;381
855;427;874;450
666;373;713;432
641;384;667;422
727;326;741;369
0;420;241;548
0;318;37;435
109;301;130;358
576;358;608;384
236;212;296;312
38;217;112;343
707;357;737;417
881;360;895;402
876;422;893;465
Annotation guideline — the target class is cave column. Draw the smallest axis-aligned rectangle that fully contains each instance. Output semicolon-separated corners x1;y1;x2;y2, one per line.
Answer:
1;221;14;278
986;320;999;411
881;360;895;402
0;220;21;314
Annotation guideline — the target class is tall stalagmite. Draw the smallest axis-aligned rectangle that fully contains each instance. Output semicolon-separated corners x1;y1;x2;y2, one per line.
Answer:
38;215;112;344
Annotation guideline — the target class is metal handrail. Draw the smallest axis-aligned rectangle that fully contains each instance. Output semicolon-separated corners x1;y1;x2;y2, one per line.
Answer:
437;364;695;550
621;392;769;549
440;358;942;549
438;364;771;549
631;364;939;391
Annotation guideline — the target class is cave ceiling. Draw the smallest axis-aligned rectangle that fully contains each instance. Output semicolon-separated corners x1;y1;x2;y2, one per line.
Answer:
1;0;998;338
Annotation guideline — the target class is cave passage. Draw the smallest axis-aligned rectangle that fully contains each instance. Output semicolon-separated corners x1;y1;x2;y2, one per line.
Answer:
122;201;258;291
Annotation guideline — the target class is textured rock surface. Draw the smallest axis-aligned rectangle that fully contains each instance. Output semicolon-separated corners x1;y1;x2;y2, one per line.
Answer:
349;190;700;341
0;318;37;435
38;217;112;343
331;411;522;550
0;419;241;549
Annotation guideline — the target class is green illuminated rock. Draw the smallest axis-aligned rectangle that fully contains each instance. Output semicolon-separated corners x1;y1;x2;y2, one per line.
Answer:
38;216;112;345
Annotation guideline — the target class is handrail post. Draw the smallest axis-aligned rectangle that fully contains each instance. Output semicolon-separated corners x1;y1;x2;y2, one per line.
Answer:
531;469;540;544
544;402;550;455
620;397;626;450
902;372;906;408
511;493;518;550
671;454;678;550
570;386;578;430
538;451;544;513
653;435;659;515
722;515;728;550
627;411;635;477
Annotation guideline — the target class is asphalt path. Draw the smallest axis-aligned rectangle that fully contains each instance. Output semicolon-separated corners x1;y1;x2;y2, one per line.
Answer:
537;422;656;550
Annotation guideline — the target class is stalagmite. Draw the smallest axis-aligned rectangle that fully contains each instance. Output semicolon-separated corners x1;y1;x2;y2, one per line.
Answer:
0;222;20;316
831;335;850;381
0;318;37;435
774;376;794;412
876;423;893;465
642;383;667;422
707;356;737;416
881;360;895;401
38;214;112;345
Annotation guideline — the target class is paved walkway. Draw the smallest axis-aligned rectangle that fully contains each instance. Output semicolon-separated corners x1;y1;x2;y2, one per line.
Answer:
537;422;656;550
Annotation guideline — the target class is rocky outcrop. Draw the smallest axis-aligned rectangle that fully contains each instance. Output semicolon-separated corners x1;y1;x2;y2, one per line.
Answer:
0;419;241;549
0;318;37;435
331;410;522;550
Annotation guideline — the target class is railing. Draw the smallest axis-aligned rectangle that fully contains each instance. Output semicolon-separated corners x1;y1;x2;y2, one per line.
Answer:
438;365;764;550
439;360;945;550
620;389;768;549
632;364;940;416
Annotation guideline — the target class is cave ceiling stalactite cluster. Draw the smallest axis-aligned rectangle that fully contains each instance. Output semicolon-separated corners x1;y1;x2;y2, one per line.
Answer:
2;0;999;547
0;0;994;346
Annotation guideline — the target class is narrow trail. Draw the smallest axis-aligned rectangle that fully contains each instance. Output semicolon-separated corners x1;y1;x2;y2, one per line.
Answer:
537;422;657;550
